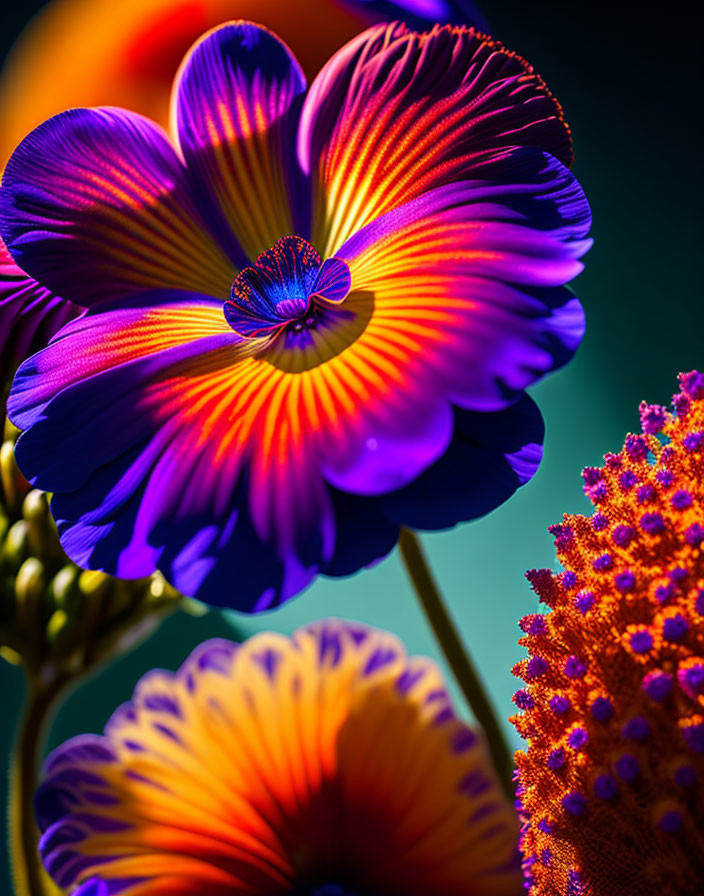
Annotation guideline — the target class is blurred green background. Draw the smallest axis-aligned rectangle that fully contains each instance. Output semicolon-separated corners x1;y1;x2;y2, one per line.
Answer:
0;0;701;891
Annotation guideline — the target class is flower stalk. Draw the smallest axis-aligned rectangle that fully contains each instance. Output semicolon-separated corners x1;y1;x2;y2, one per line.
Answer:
398;528;514;798
8;673;67;896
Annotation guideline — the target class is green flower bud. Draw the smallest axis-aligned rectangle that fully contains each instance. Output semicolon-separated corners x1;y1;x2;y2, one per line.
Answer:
15;557;46;634
1;417;185;679
144;572;184;610
22;489;57;560
1;519;29;573
3;416;19;443
46;608;73;653
49;565;82;615
0;440;19;510
15;557;44;600
0;644;21;666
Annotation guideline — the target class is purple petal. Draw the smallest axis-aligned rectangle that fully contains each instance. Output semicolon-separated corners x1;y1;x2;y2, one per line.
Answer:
379;395;544;529
321;397;455;496
298;22;572;254
173;22;308;263
0;239;81;387
359;0;489;32
311;257;352;304
69;877;109;896
0;108;235;307
324;487;400;576
9;295;334;609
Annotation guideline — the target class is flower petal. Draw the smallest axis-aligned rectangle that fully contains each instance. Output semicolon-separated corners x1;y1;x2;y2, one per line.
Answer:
0;108;235;307
324;487;400;576
311;256;352;304
36;623;521;895
71;880;108;896
325;396;545;570
0;238;81;387
380;395;544;529
333;149;589;414
8;292;232;435
8;295;335;608
172;22;308;264
299;22;572;255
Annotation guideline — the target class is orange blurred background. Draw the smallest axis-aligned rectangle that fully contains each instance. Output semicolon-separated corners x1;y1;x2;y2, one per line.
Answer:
0;0;378;167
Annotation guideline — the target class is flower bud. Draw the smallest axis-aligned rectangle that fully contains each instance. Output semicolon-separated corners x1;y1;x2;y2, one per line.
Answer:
46;608;73;653
1;519;29;572
1;419;183;679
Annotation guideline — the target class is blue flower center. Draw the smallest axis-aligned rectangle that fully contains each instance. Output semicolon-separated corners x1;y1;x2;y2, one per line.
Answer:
224;236;351;344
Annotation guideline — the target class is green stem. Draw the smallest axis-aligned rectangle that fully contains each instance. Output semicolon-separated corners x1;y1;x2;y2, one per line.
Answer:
9;673;67;896
398;528;514;798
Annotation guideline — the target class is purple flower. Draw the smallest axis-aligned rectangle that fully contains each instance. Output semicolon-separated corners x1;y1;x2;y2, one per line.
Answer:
1;22;589;610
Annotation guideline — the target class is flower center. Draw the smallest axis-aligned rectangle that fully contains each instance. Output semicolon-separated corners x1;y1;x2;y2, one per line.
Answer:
224;236;351;344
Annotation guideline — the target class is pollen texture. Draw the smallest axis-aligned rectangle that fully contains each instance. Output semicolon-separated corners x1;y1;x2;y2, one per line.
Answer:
512;371;704;895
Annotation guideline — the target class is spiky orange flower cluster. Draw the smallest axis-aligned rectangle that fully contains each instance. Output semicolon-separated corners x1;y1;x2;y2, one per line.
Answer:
511;372;704;896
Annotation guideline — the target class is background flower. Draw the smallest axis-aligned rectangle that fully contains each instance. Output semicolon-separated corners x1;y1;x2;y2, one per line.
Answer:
1;21;589;611
512;372;704;894
37;621;521;895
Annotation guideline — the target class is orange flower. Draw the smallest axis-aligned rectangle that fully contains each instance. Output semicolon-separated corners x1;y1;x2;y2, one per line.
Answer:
512;372;704;895
37;621;521;895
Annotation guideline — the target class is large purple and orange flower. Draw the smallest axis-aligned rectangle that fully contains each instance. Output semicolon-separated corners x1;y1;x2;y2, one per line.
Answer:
36;620;521;895
1;21;590;610
0;1;486;384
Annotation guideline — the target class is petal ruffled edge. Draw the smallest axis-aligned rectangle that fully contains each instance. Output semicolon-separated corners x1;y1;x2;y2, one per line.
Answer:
378;395;545;530
299;21;573;256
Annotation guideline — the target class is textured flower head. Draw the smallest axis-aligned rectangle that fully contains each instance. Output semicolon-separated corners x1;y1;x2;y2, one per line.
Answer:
512;372;704;895
37;620;521;895
1;21;590;610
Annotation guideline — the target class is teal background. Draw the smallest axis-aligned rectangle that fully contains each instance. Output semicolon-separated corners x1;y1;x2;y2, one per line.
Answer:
0;0;701;891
